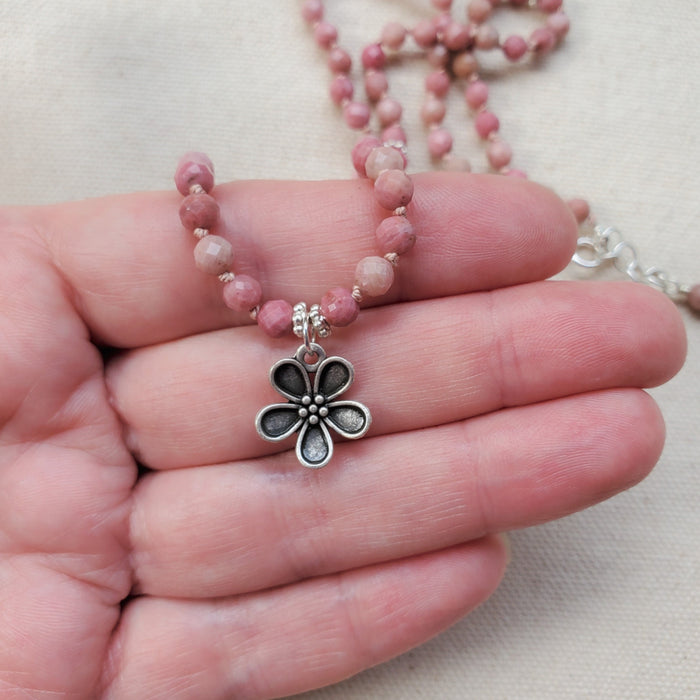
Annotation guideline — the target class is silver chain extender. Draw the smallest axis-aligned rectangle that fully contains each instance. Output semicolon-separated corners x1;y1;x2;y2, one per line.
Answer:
573;224;691;303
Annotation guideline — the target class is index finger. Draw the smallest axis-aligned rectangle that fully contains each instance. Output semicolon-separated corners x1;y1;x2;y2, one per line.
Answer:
34;172;576;347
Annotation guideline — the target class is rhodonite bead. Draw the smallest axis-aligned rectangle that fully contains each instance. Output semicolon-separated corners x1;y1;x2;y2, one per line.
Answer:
376;97;402;126
382;124;408;145
365;146;405;180
426;70;450;97
428;128;454;158
355;256;395;297
174;152;215;196
475;110;500;138
193;235;233;275
179;193;219;230
443;22;471;51
365;70;389;101
381;22;407;50
547;12;570;39
452;51;478;78
687;285;700;312
530;27;556;52
476;24;500;50
223;274;262;312
344;101;371;129
567;198;590;223
314;21;338;49
352;135;383;177
361;43;386;70
328;47;352;73
487;140;513;169
502;35;529;61
465;80;489;109
467;0;493;23
421;96;447;125
413;20;438;48
374;169;414;210
301;0;323;23
258;300;294;338
321;287;360;326
329;74;353;104
375;216;415;255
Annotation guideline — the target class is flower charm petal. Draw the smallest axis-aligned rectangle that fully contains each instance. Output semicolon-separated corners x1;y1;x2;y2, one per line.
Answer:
255;343;372;468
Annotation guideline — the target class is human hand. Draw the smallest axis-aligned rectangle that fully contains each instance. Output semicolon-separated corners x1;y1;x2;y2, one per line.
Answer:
0;173;685;698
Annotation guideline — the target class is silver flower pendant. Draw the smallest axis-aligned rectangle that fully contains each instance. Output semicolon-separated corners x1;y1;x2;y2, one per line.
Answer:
255;343;371;468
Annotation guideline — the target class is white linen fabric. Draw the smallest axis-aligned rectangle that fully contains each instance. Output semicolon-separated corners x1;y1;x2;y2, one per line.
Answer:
1;2;698;698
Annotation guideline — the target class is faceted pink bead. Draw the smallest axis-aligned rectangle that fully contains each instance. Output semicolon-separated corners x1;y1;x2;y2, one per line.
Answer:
413;20;438;48
443;22;470;51
375;216;416;255
382;125;408;145
475;111;500;138
193;235;233;275
374;169;414;210
426;70;450;97
547;12;570;39
537;0;563;12
223;275;262;312
452;51;478;78
328;47;352;73
381;22;407;50
421;96;447;125
687;285;700;312
352;136;383;177
567;198;591;224
365;70;389;101
174;152;214;196
355;256;395;297
321;287;360;327
531;27;556;53
377;97;402;126
301;0;323;23
314;21;337;49
468;0;493;24
329;75;353;105
475;24;499;50
365;146;405;180
257;300;293;338
487;140;513;169
362;43;386;70
179;193;220;230
465;80;489;110
344;101;371;130
428;128;454;158
502;35;529;61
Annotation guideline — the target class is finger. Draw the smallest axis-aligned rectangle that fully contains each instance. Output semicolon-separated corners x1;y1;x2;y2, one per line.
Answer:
130;388;661;598
107;280;685;469
99;537;507;700
42;173;576;346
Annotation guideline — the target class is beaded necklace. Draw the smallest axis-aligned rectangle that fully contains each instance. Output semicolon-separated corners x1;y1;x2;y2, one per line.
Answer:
173;0;698;469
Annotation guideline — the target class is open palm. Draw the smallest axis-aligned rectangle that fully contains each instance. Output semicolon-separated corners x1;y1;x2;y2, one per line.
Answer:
0;173;685;699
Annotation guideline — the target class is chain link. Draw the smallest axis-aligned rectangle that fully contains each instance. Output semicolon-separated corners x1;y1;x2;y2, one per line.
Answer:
573;225;691;302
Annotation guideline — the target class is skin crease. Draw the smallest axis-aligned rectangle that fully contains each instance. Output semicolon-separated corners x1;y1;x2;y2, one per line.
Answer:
0;173;687;699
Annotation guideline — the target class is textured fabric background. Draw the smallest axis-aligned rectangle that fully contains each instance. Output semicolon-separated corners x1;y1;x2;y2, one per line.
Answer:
1;2;699;698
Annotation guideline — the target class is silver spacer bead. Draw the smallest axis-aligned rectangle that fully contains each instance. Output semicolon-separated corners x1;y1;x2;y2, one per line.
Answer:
249;306;259;321
189;184;206;195
309;303;332;339
292;302;308;339
351;285;364;303
218;271;236;283
393;206;408;217
193;227;209;239
384;252;399;266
